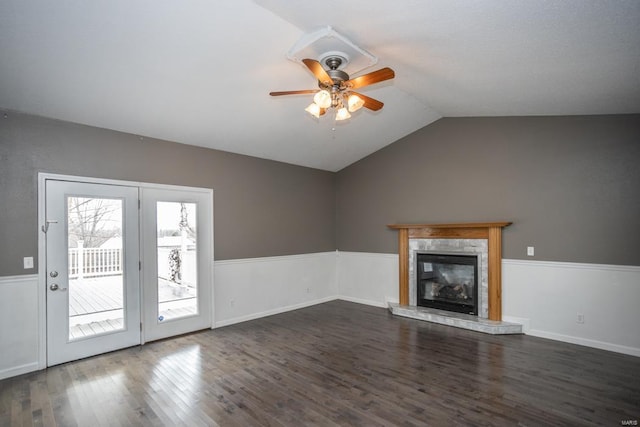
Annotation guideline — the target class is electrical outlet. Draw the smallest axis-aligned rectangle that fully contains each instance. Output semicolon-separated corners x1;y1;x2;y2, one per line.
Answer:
306;287;311;293
230;299;235;307
527;246;535;256
577;313;585;324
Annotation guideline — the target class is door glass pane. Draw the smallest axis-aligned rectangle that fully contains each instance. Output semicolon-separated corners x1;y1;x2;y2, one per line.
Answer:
157;201;198;321
67;197;124;340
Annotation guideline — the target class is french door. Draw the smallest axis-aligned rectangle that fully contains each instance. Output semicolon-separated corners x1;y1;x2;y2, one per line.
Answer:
44;177;213;366
45;180;140;366
141;187;212;342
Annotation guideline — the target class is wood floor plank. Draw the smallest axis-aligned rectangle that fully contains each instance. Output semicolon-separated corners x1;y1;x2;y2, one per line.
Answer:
1;300;639;426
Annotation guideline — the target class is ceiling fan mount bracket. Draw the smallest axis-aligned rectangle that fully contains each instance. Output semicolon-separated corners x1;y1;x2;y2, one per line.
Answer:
323;55;345;69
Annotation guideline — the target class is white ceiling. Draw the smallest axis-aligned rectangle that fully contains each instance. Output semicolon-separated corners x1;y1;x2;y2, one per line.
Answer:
1;1;638;171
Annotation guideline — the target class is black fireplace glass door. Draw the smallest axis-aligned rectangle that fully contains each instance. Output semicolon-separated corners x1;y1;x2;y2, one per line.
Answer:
417;253;478;315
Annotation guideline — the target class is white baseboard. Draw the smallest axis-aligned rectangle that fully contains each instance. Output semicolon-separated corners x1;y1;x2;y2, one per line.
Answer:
338;295;387;308
214;296;338;328
526;329;640;358
215;294;393;328
0;362;39;381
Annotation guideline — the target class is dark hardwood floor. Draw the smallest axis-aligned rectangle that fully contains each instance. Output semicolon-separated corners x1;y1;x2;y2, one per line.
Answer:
1;300;639;426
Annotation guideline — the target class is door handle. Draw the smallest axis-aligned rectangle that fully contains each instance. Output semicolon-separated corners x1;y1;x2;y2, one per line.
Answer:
49;284;67;292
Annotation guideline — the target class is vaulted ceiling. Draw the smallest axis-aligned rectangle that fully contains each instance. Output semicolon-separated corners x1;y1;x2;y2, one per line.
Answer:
1;1;639;171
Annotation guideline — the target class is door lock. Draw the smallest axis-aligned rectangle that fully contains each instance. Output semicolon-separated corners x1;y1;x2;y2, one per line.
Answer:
49;271;58;278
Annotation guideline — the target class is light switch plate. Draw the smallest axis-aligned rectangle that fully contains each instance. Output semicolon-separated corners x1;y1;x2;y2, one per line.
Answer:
527;246;535;256
23;256;34;269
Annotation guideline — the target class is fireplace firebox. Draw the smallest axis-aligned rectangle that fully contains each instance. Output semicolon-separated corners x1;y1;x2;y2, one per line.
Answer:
416;252;479;315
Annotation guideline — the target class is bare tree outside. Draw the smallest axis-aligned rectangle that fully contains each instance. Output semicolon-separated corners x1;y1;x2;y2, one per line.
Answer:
65;196;125;340
67;197;122;248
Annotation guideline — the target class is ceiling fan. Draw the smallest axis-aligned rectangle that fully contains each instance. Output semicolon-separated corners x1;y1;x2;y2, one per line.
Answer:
270;56;395;121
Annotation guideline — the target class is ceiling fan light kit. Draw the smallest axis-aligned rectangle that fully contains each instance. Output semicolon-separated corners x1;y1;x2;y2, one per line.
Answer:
313;90;332;109
335;106;351;121
305;103;329;119
270;54;395;122
347;94;364;112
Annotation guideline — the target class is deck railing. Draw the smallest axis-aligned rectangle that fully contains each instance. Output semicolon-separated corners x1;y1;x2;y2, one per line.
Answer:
69;241;122;279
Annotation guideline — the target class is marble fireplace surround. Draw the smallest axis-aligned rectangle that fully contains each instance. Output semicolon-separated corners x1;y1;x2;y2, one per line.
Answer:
387;223;522;335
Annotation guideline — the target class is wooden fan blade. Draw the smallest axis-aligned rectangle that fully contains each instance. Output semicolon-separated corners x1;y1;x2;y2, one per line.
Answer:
270;89;319;96
350;91;384;111
302;58;334;85
345;67;395;89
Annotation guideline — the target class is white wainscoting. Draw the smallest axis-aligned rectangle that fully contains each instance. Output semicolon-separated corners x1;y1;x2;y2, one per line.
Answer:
0;274;40;380
334;252;640;357
502;259;640;357
213;252;338;327
3;252;637;380
336;251;399;307
0;253;339;379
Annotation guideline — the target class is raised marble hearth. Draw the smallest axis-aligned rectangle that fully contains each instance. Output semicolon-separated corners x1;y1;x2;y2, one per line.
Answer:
388;303;523;335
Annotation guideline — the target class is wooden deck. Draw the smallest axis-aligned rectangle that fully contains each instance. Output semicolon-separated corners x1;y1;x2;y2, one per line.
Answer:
2;300;639;426
69;277;123;316
69;318;124;340
68;276;196;339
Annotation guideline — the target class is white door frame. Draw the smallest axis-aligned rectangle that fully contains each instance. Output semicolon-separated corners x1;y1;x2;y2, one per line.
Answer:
37;172;215;369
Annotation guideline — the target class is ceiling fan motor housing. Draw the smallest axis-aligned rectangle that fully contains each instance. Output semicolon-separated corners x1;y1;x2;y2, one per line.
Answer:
324;56;349;83
327;69;349;83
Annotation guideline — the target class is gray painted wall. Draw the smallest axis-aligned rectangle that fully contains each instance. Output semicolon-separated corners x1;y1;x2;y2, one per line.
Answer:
0;110;336;276
335;115;640;266
2;112;639;276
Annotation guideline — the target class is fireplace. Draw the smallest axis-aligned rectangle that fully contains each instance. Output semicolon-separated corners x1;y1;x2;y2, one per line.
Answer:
387;223;521;333
416;252;479;315
388;222;511;321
